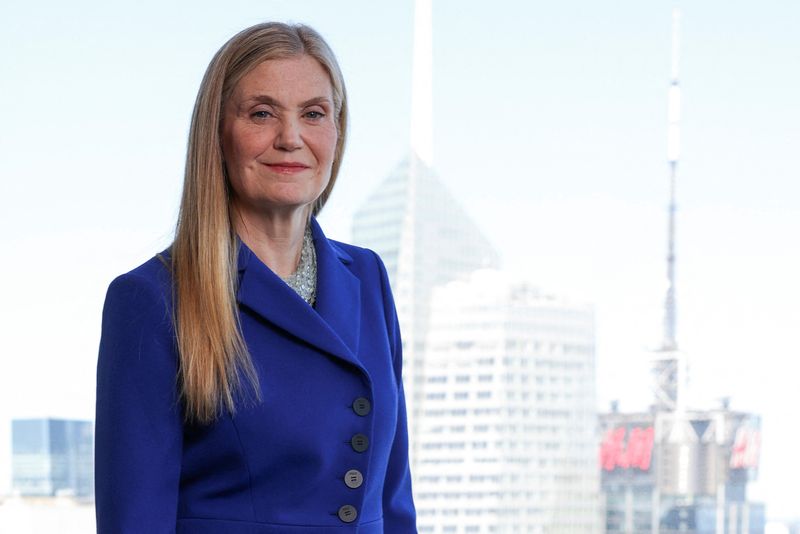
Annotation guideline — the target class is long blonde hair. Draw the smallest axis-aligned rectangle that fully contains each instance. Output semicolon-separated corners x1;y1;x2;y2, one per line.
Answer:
172;22;348;424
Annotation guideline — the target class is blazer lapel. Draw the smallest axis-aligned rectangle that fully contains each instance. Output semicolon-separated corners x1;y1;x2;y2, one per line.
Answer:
309;217;361;359
236;218;363;373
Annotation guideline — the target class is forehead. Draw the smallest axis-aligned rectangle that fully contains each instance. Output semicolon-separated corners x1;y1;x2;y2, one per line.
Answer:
233;55;334;102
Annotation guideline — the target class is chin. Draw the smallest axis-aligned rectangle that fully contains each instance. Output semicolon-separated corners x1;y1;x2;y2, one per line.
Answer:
261;197;317;214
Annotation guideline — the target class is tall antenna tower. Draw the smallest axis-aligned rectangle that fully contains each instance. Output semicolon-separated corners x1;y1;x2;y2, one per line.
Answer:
664;8;681;352
653;8;684;412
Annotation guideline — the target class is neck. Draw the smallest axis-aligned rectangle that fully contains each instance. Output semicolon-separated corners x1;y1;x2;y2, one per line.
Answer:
232;203;311;278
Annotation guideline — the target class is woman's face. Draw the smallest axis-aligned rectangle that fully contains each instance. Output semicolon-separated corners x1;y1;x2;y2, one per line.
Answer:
221;55;338;219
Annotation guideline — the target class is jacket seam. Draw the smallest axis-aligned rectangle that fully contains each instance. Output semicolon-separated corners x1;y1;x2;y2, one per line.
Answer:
228;416;258;521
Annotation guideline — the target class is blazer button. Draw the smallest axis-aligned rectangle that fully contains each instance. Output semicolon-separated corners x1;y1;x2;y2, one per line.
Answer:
338;504;358;523
351;433;369;452
344;469;364;489
352;397;371;416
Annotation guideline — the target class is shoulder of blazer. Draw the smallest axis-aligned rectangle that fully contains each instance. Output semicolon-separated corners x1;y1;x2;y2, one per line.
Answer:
325;238;357;265
325;239;392;296
126;248;173;288
104;249;175;318
326;238;388;270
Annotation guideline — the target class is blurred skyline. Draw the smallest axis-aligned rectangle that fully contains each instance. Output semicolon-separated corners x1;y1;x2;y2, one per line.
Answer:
0;0;798;518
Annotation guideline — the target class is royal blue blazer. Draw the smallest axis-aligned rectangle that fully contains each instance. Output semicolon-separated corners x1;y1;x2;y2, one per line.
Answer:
95;217;417;533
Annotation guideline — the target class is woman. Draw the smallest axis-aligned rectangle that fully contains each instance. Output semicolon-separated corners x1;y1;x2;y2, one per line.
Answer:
95;22;417;533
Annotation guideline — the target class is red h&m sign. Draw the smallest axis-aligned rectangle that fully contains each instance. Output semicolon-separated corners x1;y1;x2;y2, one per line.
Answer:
600;426;655;471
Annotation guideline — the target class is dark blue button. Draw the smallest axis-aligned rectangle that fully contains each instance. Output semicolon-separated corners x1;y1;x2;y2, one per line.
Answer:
352;397;371;416
351;433;369;452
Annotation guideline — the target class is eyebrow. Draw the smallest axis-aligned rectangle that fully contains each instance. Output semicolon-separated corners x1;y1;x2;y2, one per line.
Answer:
242;95;332;109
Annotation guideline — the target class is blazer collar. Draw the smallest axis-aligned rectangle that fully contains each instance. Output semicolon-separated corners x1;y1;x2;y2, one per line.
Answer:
236;217;363;373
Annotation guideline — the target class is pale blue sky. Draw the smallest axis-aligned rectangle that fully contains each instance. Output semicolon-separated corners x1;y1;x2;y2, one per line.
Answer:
1;0;798;518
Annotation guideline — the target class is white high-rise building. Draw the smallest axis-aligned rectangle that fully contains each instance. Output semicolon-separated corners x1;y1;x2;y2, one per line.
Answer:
350;0;498;456
351;154;500;454
414;270;600;534
352;2;600;531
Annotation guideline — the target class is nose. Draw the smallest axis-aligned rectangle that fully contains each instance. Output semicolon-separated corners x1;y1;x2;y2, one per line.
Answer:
274;117;303;151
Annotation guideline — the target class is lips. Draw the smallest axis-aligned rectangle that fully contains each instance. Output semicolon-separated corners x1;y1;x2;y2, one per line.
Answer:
264;162;310;174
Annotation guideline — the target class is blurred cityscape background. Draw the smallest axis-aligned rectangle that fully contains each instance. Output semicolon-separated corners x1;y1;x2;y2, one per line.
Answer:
1;0;798;532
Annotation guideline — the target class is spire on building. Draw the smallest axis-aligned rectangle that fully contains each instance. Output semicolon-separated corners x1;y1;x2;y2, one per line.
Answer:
663;7;681;353
653;8;684;413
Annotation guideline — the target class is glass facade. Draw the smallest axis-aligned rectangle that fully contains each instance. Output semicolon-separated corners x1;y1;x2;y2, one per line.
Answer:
12;418;94;499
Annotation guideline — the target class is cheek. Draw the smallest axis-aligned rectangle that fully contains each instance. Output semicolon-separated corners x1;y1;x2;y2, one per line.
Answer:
221;129;241;171
317;126;339;166
221;128;259;199
223;124;263;165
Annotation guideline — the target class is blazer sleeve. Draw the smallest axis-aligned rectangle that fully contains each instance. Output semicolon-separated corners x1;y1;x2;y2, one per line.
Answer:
95;271;183;534
372;251;418;532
